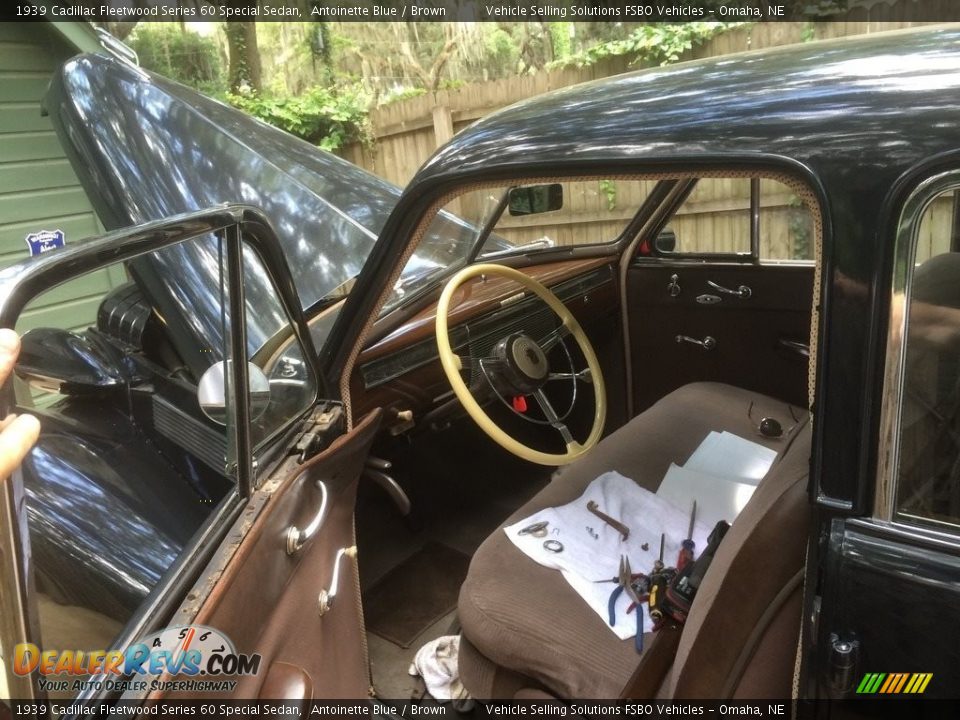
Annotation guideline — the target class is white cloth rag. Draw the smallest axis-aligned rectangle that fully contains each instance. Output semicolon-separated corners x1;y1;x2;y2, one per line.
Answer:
408;634;472;704
504;471;711;639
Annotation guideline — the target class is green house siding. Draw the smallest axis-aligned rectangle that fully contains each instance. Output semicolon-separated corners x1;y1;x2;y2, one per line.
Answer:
0;22;126;404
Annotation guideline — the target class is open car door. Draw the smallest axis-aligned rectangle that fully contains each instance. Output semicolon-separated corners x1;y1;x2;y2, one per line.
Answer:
0;207;376;712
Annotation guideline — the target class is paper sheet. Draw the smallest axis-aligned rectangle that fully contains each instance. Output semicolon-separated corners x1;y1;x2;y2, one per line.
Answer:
656;464;757;530
684;431;777;485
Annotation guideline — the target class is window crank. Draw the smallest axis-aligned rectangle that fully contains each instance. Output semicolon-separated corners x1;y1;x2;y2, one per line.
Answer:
706;280;751;299
676;334;716;350
318;546;357;616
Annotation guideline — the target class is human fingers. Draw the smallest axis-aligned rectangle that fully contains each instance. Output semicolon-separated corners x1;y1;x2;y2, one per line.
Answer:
0;328;20;387
0;414;40;481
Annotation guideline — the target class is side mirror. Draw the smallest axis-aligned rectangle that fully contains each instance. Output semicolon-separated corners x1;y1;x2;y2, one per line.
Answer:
655;228;677;254
197;360;271;425
508;184;563;216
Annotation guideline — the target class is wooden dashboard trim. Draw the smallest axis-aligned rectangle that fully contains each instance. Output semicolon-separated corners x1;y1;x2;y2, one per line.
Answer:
359;257;612;363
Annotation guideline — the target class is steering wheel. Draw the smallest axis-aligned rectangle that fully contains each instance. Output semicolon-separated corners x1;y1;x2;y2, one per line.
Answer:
436;263;606;466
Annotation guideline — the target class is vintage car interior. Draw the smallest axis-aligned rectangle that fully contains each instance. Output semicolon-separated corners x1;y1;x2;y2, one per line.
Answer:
7;26;960;707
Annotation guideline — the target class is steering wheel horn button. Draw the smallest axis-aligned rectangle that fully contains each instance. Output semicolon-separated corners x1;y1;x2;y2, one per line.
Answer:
509;334;549;381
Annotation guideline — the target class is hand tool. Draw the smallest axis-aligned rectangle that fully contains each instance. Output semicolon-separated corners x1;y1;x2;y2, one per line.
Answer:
606;555;644;652
662;520;730;624
676;500;697;572
652;533;665;573
586;500;630;541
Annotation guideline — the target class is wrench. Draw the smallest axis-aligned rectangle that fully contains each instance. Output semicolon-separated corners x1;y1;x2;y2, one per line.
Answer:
586;501;630;541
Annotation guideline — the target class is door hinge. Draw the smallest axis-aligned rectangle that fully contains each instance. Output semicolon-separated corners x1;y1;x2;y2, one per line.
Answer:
295;402;345;463
826;632;861;698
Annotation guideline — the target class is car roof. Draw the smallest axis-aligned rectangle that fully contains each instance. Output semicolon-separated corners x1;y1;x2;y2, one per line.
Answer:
415;26;960;194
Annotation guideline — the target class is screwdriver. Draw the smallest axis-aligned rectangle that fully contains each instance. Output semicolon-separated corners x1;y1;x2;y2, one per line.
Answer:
677;500;697;572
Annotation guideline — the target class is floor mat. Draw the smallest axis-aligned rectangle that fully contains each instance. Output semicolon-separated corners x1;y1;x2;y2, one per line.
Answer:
365;542;471;648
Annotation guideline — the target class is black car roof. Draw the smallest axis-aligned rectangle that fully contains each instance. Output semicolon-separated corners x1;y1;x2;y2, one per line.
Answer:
415;26;960;194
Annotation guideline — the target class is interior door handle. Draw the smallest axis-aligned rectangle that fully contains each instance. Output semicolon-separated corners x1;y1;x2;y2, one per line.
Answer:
318;546;357;616
707;280;752;299
286;480;329;556
676;334;716;350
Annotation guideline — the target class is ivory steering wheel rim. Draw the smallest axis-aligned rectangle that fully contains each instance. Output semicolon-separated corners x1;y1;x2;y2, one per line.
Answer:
436;263;606;466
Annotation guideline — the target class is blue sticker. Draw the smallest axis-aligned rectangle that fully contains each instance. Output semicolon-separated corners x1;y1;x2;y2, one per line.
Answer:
25;229;65;257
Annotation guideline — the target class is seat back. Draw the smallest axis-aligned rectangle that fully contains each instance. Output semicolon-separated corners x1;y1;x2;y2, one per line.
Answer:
667;422;812;699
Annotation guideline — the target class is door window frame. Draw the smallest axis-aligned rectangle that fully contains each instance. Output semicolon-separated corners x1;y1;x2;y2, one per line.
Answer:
874;168;960;537
0;206;322;703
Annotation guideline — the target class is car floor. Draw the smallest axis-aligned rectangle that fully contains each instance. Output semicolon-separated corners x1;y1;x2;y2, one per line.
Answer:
356;420;552;700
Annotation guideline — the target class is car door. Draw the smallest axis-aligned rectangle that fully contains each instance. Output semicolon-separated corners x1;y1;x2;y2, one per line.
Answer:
809;167;960;701
623;175;816;416
0;207;376;709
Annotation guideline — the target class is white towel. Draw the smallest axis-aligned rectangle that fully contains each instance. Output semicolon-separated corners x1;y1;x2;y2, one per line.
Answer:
408;635;472;704
504;471;711;639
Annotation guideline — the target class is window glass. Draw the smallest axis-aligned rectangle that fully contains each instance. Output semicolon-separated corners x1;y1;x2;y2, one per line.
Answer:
663;178;752;255
660;177;814;260
759;178;815;261
12;234;236;679
7;230;319;691
896;186;960;528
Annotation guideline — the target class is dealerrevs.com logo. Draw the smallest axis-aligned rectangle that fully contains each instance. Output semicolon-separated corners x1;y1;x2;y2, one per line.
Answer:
13;625;261;694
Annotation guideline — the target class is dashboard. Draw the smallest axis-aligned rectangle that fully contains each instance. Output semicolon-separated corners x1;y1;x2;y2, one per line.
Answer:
351;258;618;427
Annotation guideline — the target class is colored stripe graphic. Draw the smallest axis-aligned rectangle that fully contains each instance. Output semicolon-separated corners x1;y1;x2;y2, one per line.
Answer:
857;672;932;694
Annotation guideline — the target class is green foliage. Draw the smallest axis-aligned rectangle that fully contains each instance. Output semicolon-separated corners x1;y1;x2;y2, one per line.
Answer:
555;23;743;69
227;84;371;152
801;23;817;43
598;180;617;211
548;23;574;61
128;25;225;94
379;86;427;106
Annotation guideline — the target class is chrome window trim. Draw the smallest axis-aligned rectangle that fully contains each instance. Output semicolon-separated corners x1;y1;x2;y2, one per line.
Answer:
875;170;960;525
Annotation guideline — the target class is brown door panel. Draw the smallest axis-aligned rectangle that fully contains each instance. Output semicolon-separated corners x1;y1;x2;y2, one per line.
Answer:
166;410;382;700
627;264;812;414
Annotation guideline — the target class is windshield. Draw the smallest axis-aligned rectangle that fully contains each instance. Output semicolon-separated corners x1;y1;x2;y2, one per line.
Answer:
384;179;657;312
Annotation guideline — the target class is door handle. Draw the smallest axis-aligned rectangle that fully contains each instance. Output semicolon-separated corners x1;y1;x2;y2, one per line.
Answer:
318;546;357;616
676;335;716;350
706;280;752;299
286;480;329;556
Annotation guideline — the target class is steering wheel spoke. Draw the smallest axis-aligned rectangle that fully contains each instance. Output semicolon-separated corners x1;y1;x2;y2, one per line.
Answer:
540;323;572;354
533;389;575;445
548;368;592;384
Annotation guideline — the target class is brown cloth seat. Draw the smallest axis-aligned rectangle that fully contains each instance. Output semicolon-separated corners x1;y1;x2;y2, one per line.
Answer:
457;382;811;699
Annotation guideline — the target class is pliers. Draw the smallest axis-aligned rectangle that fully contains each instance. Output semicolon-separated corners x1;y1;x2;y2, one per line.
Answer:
605;555;645;653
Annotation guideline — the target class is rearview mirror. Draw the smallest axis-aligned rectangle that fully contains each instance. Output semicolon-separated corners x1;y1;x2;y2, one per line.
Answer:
508;184;563;216
198;360;271;425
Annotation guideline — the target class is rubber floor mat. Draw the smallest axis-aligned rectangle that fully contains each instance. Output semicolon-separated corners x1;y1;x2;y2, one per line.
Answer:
364;542;471;648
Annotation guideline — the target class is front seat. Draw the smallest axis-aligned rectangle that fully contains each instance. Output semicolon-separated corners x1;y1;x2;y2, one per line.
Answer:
457;382;812;698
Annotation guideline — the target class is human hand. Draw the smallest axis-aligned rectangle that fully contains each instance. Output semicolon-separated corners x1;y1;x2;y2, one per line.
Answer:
0;328;40;480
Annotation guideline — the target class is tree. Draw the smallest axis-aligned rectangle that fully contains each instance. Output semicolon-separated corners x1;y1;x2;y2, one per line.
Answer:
223;3;262;93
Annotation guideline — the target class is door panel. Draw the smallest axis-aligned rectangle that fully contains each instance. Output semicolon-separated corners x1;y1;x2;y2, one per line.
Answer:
166;409;382;700
626;263;813;414
816;520;960;698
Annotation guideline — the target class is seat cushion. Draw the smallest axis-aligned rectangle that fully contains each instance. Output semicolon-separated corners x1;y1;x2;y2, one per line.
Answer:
458;382;806;699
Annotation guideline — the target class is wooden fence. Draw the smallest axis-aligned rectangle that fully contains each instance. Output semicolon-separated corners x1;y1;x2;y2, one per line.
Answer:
338;18;939;187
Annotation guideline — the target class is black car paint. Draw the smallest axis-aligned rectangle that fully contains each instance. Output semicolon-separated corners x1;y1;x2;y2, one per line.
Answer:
325;27;960;699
